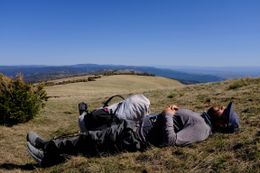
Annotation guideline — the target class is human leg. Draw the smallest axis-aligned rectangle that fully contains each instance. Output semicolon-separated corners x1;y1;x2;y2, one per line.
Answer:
26;120;146;166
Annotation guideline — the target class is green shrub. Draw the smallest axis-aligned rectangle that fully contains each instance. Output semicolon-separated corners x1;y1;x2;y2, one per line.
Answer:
227;78;249;90
0;73;48;126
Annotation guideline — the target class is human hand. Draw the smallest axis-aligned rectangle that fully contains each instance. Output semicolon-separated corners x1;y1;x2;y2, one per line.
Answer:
163;105;179;116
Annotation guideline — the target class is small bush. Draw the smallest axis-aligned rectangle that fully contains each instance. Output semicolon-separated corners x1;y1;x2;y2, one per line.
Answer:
227;78;249;90
0;73;48;126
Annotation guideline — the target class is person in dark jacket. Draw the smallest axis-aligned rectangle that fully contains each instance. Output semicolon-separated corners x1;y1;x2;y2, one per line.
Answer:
26;102;239;167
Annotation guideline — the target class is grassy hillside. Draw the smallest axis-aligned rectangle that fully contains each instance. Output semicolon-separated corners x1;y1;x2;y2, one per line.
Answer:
46;75;183;102
0;76;259;173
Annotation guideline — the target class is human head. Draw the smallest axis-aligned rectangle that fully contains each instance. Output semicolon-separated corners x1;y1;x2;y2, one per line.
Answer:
207;102;240;133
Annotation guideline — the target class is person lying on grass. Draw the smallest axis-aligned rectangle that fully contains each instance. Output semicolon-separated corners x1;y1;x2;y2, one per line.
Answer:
26;96;240;167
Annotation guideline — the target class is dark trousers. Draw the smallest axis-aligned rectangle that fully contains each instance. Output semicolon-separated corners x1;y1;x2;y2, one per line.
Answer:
44;119;147;159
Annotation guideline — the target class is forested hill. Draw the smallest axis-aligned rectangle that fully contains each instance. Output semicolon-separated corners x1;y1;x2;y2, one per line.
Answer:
0;64;223;84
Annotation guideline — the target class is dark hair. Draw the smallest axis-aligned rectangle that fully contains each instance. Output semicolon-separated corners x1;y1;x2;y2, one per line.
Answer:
207;106;228;133
207;107;217;118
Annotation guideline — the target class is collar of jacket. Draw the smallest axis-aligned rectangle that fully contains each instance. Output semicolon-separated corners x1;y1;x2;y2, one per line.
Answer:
201;112;212;129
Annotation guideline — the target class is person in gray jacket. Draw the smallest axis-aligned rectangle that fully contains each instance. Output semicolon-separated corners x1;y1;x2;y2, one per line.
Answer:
143;105;211;147
26;102;239;166
144;102;239;147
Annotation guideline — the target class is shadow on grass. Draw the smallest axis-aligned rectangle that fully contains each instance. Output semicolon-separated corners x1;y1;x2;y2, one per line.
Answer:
0;163;37;171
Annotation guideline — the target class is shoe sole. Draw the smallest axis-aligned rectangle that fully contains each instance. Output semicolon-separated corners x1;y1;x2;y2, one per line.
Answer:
27;142;44;164
27;131;38;147
78;102;88;115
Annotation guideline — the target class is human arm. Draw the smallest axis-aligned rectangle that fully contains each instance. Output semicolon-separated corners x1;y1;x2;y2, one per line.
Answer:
153;105;179;146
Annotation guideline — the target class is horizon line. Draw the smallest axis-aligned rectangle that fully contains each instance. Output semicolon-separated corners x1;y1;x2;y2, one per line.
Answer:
1;63;260;68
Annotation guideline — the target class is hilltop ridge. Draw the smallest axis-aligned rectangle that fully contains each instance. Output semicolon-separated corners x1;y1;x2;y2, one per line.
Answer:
0;64;224;84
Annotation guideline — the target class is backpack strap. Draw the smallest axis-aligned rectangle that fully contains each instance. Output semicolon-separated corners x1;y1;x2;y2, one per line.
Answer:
103;95;125;107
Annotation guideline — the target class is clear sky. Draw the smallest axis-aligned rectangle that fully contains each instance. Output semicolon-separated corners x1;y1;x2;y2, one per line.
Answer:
0;0;259;66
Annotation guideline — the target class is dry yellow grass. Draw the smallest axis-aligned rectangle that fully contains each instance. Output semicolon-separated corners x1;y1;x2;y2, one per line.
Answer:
46;75;183;101
0;75;183;173
0;76;259;173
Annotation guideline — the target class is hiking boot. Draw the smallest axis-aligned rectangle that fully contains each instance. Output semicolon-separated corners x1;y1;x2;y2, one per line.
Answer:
78;102;88;115
27;142;45;166
27;141;65;167
27;131;48;149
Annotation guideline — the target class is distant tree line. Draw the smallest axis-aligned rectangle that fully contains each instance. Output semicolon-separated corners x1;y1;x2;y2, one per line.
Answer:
42;71;155;86
101;70;155;77
43;75;102;86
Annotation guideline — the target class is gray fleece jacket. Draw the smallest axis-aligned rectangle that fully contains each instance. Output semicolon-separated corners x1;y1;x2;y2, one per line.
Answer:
142;109;211;147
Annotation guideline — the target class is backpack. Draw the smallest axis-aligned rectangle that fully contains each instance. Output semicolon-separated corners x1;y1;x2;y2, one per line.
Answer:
78;94;150;132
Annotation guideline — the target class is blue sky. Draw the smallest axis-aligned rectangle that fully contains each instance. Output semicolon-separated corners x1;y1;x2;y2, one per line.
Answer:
0;0;259;66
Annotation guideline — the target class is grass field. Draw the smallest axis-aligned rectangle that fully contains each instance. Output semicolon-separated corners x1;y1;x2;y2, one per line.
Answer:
0;75;259;173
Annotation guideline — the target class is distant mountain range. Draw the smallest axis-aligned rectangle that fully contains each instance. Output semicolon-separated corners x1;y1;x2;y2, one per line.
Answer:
0;64;231;84
157;66;260;79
